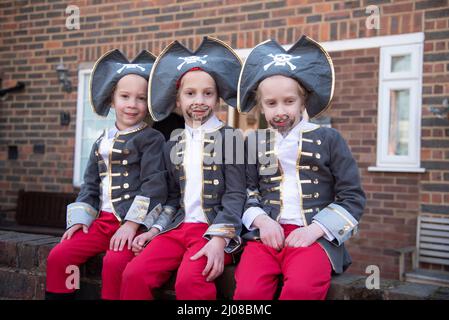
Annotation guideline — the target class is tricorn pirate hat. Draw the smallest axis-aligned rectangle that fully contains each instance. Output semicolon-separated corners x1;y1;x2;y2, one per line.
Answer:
238;35;335;118
90;49;156;117
148;36;242;122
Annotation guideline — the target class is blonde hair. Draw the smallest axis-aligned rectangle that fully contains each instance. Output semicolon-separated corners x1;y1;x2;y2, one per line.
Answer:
255;79;307;110
175;72;220;105
106;84;117;108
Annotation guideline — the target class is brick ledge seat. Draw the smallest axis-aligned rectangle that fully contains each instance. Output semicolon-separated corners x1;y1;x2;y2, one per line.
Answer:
1;230;448;300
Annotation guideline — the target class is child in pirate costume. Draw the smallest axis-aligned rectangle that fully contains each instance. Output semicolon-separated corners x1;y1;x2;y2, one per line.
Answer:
233;36;366;300
46;50;169;300
120;37;246;300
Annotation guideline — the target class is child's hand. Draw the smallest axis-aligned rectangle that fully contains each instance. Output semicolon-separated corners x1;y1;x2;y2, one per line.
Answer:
131;227;159;256
284;223;325;248
252;214;285;251
61;224;88;242
109;221;140;252
190;236;226;282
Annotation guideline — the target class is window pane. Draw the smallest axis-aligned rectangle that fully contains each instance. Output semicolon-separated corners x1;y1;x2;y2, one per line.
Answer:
388;89;410;156
78;72;115;184
391;54;411;73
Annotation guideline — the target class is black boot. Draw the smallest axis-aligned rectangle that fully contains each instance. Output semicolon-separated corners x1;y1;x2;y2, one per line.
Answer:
45;291;76;300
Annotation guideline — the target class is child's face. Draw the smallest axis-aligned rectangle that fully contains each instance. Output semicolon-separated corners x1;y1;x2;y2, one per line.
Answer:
176;70;218;128
111;74;148;131
258;75;305;135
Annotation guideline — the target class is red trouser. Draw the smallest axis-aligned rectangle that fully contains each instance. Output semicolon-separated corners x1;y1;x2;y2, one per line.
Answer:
234;224;332;300
46;211;135;299
120;222;232;300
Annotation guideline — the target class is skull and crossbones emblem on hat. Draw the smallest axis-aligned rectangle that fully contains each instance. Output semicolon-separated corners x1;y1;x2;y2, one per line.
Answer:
177;55;208;70
263;53;301;71
116;63;146;74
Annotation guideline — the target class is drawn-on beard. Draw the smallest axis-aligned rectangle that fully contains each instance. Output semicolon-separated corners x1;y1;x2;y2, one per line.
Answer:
269;114;295;135
186;104;213;124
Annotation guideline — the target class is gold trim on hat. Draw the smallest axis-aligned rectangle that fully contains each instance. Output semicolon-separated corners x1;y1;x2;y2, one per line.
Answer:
90;50;155;118
237;36;335;118
147;40;178;122
148;37;241;121
206;36;243;68
89;49;116;118
237;39;271;114
304;36;335;119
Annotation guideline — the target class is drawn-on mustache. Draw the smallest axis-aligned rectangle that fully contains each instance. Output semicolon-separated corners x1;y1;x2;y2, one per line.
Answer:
189;104;210;112
272;115;290;123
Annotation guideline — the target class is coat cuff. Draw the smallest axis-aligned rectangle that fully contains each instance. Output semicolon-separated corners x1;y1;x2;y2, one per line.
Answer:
66;202;98;229
203;223;242;253
245;188;261;207
124;196;162;228
312;203;358;246
242;206;267;231
152;224;163;232
152;205;177;231
312;220;335;242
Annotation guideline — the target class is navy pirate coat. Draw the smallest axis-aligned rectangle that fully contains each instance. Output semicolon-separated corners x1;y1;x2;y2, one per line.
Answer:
67;123;169;230
244;123;366;274
159;123;246;253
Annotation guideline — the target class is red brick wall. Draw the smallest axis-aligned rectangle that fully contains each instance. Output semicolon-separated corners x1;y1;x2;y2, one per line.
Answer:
330;46;431;278
1;0;448;280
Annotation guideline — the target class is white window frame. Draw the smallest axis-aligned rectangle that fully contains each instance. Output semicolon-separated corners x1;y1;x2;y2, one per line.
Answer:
73;67;116;187
369;43;425;173
377;80;420;167
382;45;421;80
73;68;92;187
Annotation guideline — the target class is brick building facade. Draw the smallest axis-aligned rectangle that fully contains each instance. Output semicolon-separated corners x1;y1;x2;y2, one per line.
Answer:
0;0;448;281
